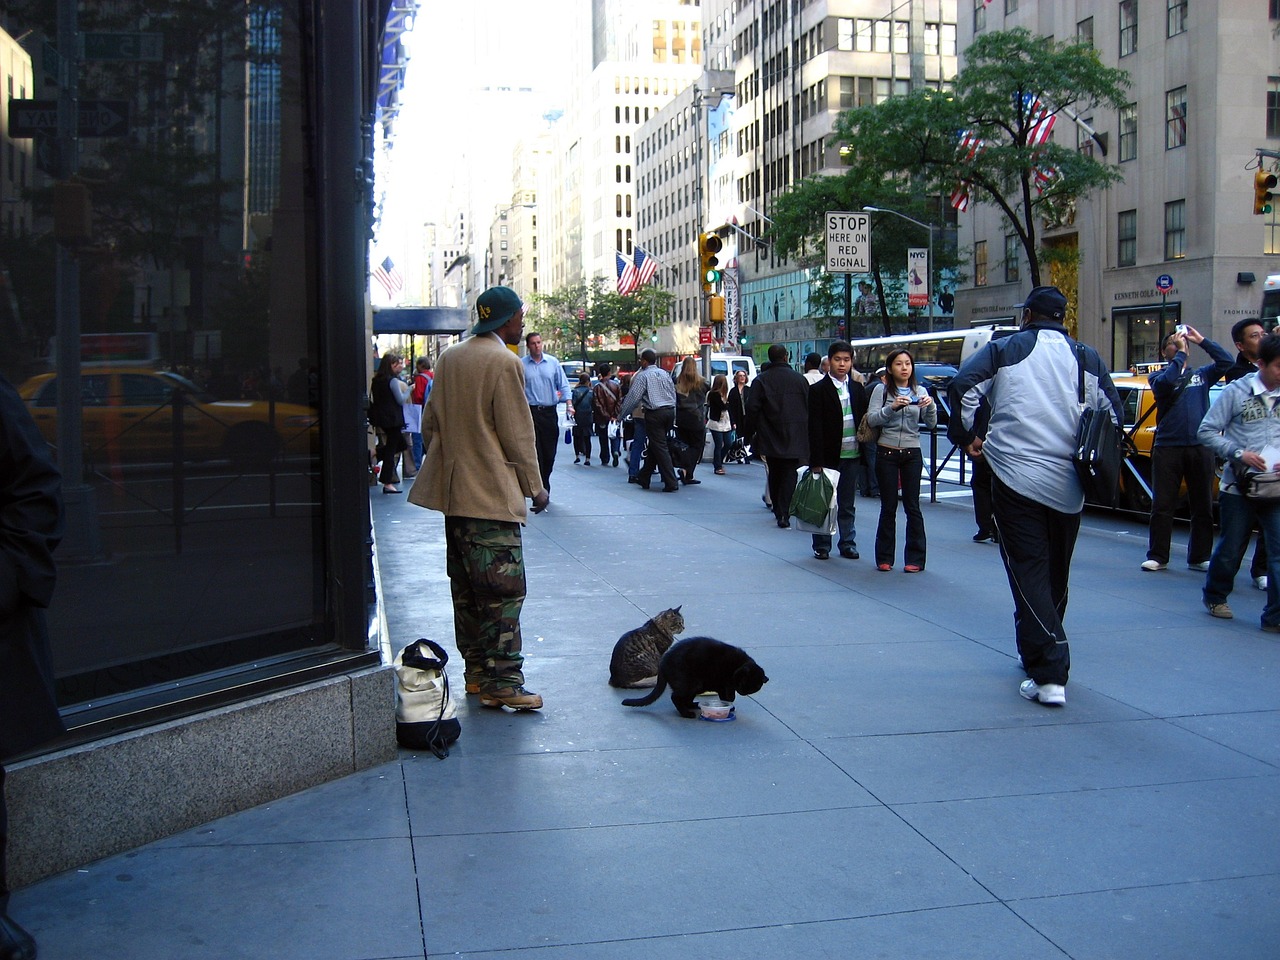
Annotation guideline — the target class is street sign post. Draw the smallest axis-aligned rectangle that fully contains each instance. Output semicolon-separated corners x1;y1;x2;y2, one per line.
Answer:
825;211;870;273
1156;274;1174;334
81;32;164;62
9;99;130;138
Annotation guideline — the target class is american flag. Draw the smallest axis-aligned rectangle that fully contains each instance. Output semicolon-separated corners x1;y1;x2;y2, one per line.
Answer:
950;185;971;212
1020;93;1057;147
616;252;636;295
372;256;404;298
629;246;659;293
1033;162;1058;193
951;129;986;212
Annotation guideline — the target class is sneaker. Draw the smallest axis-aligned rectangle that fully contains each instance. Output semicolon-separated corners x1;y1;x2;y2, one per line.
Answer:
478;686;544;710
877;563;892;572
1255;575;1269;591
1205;601;1235;620
613;455;620;467
1187;560;1210;571
1262;623;1280;634
1140;560;1167;572
972;532;994;543
464;681;481;695
1020;679;1066;706
813;549;829;560
904;564;923;573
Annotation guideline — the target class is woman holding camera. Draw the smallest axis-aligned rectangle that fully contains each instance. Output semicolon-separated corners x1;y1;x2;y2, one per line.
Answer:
866;348;936;572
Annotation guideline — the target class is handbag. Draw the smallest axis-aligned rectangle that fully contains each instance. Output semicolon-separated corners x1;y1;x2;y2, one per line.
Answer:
1243;471;1280;501
607;420;622;439
1072;343;1123;507
855;416;878;445
564;427;572;444
394;638;461;759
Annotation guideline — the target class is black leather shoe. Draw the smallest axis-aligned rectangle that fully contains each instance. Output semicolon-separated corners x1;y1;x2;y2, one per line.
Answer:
627;475;641;485
813;549;829;560
638;478;651;490
0;914;37;960
681;477;701;485
777;518;790;528
662;484;680;492
840;548;860;559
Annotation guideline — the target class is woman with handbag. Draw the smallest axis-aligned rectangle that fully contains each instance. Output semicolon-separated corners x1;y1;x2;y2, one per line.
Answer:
865;348;936;571
707;375;733;475
370;353;408;493
674;358;709;484
570;373;595;464
592;363;623;467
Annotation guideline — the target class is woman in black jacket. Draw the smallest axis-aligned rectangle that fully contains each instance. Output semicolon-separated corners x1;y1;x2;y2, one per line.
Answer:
370;353;408;493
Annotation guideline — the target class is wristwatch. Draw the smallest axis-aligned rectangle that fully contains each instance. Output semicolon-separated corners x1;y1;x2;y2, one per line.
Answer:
1233;449;1245;461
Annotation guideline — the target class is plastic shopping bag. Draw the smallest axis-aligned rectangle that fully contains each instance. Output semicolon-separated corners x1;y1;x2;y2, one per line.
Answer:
789;467;838;532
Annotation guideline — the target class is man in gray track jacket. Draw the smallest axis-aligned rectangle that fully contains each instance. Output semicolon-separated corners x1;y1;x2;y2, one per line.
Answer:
948;286;1122;708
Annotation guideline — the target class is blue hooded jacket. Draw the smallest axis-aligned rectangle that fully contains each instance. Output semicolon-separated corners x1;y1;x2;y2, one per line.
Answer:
1148;338;1232;446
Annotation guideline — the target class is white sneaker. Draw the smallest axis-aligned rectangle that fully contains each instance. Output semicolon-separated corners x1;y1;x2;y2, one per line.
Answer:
1140;560;1167;572
1255;575;1269;591
1187;560;1210;571
1019;679;1066;706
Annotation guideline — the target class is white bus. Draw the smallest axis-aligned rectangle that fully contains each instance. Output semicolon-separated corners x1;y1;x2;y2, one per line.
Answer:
1262;274;1280;325
845;325;1021;373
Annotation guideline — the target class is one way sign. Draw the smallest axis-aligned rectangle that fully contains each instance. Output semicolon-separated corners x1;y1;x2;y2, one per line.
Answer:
8;99;130;138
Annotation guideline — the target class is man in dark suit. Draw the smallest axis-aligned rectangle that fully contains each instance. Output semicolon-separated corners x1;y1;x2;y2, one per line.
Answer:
0;372;66;959
746;344;810;528
807;341;868;559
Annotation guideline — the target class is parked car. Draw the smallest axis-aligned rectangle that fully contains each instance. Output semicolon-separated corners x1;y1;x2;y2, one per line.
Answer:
18;367;321;468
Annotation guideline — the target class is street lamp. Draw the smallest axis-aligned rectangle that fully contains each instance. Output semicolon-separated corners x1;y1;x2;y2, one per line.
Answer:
862;205;937;331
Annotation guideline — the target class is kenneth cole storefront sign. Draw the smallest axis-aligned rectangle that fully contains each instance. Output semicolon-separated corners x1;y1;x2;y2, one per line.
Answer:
1114;286;1178;301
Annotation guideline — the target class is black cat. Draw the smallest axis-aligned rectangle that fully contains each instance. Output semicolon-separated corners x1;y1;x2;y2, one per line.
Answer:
621;637;769;718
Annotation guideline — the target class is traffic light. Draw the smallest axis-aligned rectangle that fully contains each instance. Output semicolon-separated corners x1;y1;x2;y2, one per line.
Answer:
1255;168;1277;215
699;232;723;293
708;295;725;322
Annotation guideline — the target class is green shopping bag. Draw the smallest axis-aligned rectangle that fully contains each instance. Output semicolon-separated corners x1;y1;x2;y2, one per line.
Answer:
789;469;835;528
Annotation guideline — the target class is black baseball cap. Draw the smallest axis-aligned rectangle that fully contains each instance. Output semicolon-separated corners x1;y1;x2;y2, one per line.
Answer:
1015;286;1067;322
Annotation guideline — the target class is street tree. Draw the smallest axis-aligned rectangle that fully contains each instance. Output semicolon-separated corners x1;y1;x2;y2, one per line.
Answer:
771;166;952;336
591;286;676;361
835;28;1129;290
533;280;613;362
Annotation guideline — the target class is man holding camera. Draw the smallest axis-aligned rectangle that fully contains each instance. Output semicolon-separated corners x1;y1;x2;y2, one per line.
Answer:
1141;325;1232;573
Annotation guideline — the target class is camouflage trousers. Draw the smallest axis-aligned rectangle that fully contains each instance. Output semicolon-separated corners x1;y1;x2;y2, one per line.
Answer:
444;516;527;691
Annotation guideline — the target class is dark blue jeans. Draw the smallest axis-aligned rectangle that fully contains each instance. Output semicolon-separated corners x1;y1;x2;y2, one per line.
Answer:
627;418;647;478
874;446;925;567
1204;492;1280;626
710;429;730;469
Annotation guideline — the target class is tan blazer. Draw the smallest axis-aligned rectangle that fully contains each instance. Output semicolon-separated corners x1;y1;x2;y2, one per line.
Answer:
408;334;543;523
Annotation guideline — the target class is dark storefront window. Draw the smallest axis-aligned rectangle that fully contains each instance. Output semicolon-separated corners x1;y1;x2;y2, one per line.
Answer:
1;1;368;740
1113;303;1181;371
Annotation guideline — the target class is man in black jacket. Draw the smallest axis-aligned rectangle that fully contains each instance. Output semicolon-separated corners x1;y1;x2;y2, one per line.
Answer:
746;344;810;528
807;341;867;559
0;372;66;960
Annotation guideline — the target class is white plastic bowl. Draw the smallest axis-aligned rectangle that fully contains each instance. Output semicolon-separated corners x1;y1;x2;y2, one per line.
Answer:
698;698;735;721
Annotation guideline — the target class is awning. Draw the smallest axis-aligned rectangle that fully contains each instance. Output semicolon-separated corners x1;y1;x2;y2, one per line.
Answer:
372;307;470;335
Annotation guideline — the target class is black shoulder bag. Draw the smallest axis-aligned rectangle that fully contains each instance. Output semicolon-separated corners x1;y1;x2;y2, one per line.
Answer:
1072;343;1123;507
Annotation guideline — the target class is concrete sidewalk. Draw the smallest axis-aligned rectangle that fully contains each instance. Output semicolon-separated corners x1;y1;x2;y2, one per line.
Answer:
12;454;1280;959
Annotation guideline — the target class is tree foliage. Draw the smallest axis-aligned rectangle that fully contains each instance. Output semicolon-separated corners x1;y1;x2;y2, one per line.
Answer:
591;287;676;360
835;28;1129;287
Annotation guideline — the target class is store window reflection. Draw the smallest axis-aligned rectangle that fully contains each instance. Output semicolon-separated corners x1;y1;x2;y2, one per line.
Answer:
1;2;328;727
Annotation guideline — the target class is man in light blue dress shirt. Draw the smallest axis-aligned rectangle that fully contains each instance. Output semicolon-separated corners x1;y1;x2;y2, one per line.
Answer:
522;332;570;495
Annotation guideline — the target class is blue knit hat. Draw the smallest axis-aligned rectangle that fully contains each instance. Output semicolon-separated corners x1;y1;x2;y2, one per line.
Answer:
474;286;523;334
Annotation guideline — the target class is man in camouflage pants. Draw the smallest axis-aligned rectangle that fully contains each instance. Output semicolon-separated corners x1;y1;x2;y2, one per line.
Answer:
408;286;549;710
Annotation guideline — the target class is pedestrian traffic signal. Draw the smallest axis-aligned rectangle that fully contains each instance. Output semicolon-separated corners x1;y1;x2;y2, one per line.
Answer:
708;295;725;322
1255;168;1277;215
699;232;723;293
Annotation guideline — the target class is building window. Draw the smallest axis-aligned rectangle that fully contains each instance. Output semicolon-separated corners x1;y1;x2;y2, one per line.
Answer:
1118;209;1137;267
1077;115;1095;156
854;18;873;52
1166;86;1187;149
1167;0;1187;37
837;18;853;50
1004;234;1020;283
1077;17;1094;46
1119;103;1137;162
839;77;855;109
974;240;988;287
1119;0;1137;57
1005;0;1018;13
1265;206;1280;255
1268;78;1280;138
1164;199;1186;260
974;0;987;32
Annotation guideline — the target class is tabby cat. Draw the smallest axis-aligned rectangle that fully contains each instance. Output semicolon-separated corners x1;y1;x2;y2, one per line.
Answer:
607;606;685;688
621;637;769;718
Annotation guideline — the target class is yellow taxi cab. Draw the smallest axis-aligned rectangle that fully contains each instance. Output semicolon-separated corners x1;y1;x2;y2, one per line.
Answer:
18;367;321;468
1105;365;1227;512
